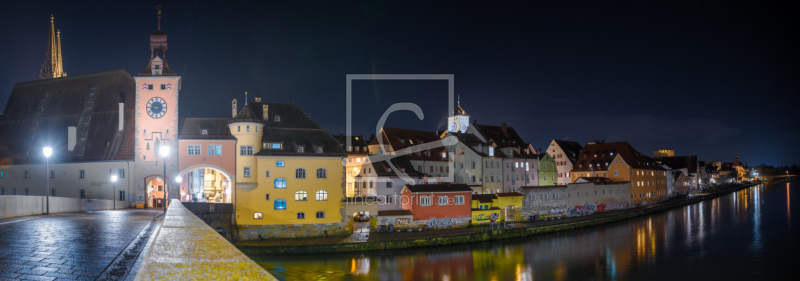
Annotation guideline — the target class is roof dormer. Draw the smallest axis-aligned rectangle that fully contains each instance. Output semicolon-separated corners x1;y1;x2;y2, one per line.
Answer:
150;56;164;76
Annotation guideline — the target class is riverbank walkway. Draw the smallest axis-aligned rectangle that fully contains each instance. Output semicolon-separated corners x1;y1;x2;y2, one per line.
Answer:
0;209;162;280
237;183;754;249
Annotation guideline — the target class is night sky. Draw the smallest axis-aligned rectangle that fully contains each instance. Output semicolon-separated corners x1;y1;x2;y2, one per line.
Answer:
0;0;797;166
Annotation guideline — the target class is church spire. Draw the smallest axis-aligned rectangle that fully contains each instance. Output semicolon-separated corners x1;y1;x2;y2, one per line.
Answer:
39;15;65;79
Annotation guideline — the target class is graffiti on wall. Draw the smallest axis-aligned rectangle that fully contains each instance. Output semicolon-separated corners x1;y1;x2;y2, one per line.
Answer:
427;217;456;228
395;218;410;225
379;217;389;225
567;204;596;216
567;201;632;216
473;212;500;222
537;208;564;219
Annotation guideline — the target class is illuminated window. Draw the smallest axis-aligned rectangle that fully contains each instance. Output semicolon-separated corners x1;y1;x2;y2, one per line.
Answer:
295;190;307;201
276;161;285;167
254;212;263;219
274;199;286;210
316;190;328;201
274;178;287;188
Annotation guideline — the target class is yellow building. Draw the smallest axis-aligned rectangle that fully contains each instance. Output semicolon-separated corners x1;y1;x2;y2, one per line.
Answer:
230;101;348;239
496;193;524;221
471;194;501;224
572;142;667;205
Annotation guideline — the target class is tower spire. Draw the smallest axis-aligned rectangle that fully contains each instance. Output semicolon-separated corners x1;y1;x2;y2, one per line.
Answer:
245;92;248;105
40;15;65;79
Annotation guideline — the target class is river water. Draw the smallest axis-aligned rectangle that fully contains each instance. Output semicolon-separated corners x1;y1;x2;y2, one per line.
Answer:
250;182;799;280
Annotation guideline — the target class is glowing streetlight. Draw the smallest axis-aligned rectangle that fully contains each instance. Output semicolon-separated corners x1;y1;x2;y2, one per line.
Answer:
160;145;169;212
111;175;118;210
43;147;52;215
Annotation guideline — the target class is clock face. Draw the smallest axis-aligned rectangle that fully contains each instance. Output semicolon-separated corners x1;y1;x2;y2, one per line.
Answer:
460;122;468;133
146;97;167;119
450;123;457;132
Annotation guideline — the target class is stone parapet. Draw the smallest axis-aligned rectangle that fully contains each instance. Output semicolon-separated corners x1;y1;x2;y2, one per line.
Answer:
135;199;275;280
239;222;349;239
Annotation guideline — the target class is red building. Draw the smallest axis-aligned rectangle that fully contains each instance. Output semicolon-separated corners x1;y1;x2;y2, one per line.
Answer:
400;184;473;221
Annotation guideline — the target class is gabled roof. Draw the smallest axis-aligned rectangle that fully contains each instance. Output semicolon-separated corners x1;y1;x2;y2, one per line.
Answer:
243;102;344;157
403;183;473;193
472;194;497;203
496;192;524;197
574;177;618;184
179;118;235;140
553;140;583;165
360;155;422;178
573;142;665;172
0;70;136;164
371;127;450;161
673;171;684;181
471;123;526;149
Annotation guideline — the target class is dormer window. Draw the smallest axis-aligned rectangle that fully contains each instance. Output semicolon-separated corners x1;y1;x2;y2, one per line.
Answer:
201;130;208;135
274;115;281;122
441;152;446;158
297;147;304;153
489;147;494;157
154;64;160;69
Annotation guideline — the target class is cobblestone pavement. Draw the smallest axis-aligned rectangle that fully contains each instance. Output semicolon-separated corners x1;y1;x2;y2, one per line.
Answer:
0;209;162;280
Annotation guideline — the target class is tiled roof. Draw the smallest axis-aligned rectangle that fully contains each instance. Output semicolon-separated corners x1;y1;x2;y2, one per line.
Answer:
0;70;136;164
179;118;235;139
471;207;501;211
333;134;369;155
364;155;423;177
471;123;526;148
553;140;583;165
520;185;565;189
496;192;524;197
404;183;473;193
574;177;618;184
472;194;498;203
371;127;450;161
378;210;413;216
573;142;665;172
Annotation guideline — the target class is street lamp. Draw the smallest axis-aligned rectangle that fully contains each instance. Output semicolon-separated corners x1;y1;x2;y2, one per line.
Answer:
111;175;118;210
43;147;52;215
159;145;170;212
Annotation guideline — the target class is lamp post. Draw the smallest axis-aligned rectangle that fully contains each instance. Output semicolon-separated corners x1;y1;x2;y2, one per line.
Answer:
159;145;170;213
111;175;118;210
43;147;52;215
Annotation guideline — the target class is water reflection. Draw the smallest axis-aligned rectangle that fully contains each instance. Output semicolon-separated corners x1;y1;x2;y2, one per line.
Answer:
251;182;799;281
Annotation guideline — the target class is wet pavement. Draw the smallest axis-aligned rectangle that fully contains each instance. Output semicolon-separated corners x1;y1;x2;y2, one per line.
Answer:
0;209;162;280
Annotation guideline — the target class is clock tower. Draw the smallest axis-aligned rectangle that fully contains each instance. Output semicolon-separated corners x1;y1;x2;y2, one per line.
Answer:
448;97;470;133
134;8;182;204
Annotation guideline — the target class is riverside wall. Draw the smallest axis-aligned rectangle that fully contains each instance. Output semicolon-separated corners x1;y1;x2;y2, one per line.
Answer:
237;183;758;255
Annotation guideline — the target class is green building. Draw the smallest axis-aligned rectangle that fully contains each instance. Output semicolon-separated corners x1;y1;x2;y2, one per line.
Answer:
538;153;557;186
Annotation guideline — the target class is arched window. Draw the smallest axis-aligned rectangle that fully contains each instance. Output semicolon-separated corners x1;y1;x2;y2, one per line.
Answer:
316;190;328;201
295;190;307;201
297;212;305;219
274;199;286;210
253;212;263;219
316;168;326;178
296;168;306;178
274;178;287;188
315;211;325;218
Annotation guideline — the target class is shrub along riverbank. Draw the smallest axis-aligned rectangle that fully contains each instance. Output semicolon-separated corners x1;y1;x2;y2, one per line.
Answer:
236;183;758;255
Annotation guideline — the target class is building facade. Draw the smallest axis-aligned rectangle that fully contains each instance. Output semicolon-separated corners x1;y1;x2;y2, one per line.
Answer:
547;140;583;186
538;153;557;186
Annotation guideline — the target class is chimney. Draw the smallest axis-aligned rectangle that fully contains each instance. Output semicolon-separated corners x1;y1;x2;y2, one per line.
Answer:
118;91;125;132
232;99;238;118
254;96;262;102
501;123;507;133
68;126;76;152
118;103;124;132
262;104;268;120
